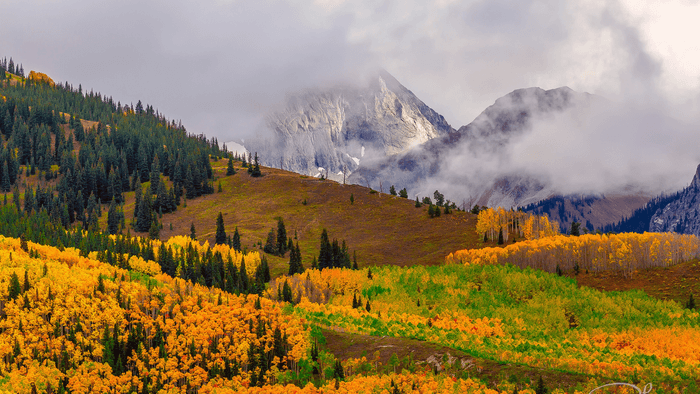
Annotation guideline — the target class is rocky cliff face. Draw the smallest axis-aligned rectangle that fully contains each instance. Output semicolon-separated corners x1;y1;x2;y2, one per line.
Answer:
650;164;700;234
244;70;453;180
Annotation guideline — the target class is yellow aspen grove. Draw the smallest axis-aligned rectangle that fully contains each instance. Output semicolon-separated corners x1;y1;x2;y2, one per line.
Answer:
447;232;700;277
476;208;559;242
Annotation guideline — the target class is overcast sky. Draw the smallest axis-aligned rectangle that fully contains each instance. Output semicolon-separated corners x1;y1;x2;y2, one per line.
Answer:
3;0;699;139
3;0;700;196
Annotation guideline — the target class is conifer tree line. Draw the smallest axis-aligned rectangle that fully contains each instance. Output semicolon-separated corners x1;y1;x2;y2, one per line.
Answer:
0;57;24;78
316;229;358;270
0;56;224;238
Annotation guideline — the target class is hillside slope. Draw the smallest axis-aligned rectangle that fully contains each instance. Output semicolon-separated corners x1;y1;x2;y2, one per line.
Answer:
148;159;481;276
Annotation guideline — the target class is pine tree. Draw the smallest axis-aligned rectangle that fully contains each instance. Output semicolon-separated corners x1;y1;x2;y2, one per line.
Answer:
148;214;160;239
22;269;30;292
251;152;262;177
8;272;20;300
276;218;287;255
570;221;581;236
318;229;332;269
232;227;241;251
107;200;120;235
288;242;303;275
264;228;277;254
399;188;408;198
135;190;152;232
0;161;9;192
239;257;249;293
190;223;197;240
433;190;445;206
208;213;223;245
150;154;161;196
389;185;397;195
226;156;236;175
415;197;421;207
282;280;292;303
687;293;696;310
498;228;504;245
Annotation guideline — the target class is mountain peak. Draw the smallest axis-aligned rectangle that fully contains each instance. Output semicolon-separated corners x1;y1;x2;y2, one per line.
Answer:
244;70;454;180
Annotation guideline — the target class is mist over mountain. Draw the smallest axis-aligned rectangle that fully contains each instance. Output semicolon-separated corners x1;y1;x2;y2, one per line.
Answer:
240;71;700;222
350;85;604;207
243;70;453;180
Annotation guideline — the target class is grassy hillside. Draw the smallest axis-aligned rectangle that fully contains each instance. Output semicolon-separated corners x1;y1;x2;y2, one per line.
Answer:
128;159;484;277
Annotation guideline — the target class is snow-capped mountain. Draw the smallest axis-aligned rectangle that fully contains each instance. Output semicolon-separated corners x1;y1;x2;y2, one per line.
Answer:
242;70;453;180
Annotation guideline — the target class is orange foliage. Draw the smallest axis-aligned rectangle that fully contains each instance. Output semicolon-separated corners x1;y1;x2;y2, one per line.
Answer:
0;235;307;393
476;208;559;242
447;232;700;276
27;71;55;87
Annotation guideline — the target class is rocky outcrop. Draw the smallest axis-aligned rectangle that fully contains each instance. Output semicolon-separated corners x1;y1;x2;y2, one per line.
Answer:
650;164;700;235
244;70;453;180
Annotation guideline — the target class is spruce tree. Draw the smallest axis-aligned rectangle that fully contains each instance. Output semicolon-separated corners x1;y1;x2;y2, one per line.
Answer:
22;269;30;292
570;221;581;236
276;218;287;255
215;212;226;245
498;228;504;245
190;223;196;240
239;257;249;293
232;227;241;251
264;228;277;254
8;272;20;300
389;185;397;195
0;161;9;192
148;214;160;239
318;229;332;269
399;188;408;198
226;156;236;175
251;152;262;177
107;200;120;235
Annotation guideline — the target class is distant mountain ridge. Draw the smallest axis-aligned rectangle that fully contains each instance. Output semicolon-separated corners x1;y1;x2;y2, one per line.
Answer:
244;70;453;180
242;73;648;230
349;85;598;207
649;164;700;235
522;193;653;233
